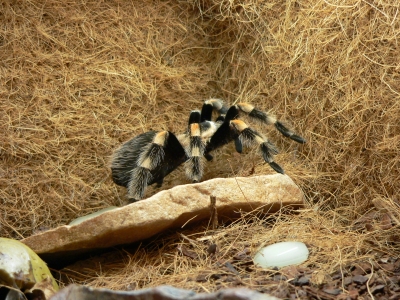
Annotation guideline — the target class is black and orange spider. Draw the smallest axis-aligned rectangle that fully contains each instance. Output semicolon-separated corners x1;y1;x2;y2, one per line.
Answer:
111;99;305;202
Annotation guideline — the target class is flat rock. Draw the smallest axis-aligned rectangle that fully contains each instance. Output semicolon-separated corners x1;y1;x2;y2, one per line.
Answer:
22;174;303;267
50;284;280;300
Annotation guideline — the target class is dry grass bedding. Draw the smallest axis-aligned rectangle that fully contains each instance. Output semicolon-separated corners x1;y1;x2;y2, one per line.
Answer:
0;0;399;294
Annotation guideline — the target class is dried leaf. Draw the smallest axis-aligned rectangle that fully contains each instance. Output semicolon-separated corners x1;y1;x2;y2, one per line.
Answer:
379;213;393;230
311;271;328;285
177;245;198;260
280;265;301;279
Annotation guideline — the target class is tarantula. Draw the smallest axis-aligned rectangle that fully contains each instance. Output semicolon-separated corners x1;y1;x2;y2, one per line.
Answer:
111;99;306;202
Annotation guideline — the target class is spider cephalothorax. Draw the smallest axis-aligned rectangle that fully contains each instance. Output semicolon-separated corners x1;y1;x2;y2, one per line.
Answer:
111;99;306;202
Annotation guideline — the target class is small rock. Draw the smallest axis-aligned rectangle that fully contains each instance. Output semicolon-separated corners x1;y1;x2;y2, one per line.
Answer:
371;284;385;294
295;288;307;297
388;276;400;285
358;262;372;273
390;294;400;300
224;276;236;283
381;263;395;272
125;283;136;291
224;262;239;275
293;276;310;286
347;289;359;299
257;280;270;285
233;248;251;260
344;276;353;286
210;273;222;280
394;258;400;268
177;245;198;259
207;244;217;255
270;285;290;299
273;275;287;281
359;285;367;293
379;213;393;230
351;266;365;276
195;274;208;282
380;257;390;263
352;274;368;285
323;288;342;295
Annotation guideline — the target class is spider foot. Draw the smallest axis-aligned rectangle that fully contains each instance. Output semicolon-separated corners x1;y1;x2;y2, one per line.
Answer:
127;197;140;203
268;161;285;174
204;153;213;161
275;121;306;144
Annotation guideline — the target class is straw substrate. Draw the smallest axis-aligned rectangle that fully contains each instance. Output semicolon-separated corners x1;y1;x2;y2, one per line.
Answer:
1;0;399;294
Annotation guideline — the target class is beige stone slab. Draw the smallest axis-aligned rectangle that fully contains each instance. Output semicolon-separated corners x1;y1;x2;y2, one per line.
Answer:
50;284;280;300
22;174;303;263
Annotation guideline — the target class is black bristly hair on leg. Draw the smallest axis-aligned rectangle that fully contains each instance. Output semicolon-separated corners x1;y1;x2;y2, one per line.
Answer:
230;119;285;174
129;167;152;201
127;131;169;200
275;121;307;144
185;123;206;182
188;110;201;126
234;138;243;153
111;131;157;188
260;142;284;174
205;121;235;154
267;161;285;174
186;110;205;182
203;104;241;154
186;119;218;181
186;156;203;182
111;130;186;202
236;103;276;125
200;102;214;122
204;153;213;161
235;103;306;144
224;105;240;122
126;131;168;200
151;131;187;185
200;98;227;122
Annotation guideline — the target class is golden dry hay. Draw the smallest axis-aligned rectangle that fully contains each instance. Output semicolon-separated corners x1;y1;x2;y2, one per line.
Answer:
1;0;399;291
61;208;399;291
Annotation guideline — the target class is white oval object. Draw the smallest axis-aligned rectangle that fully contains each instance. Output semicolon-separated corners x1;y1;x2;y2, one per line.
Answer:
253;241;309;269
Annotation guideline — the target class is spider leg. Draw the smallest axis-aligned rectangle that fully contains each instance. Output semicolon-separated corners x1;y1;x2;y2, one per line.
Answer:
185;109;218;181
205;121;235;154
188;110;201;127
127;131;168;200
274;121;306;144
200;99;237;159
155;178;164;188
204;153;214;161
200;98;228;122
111;131;186;202
185;123;204;182
235;103;306;144
111;131;157;188
234;137;243;153
230;119;285;174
